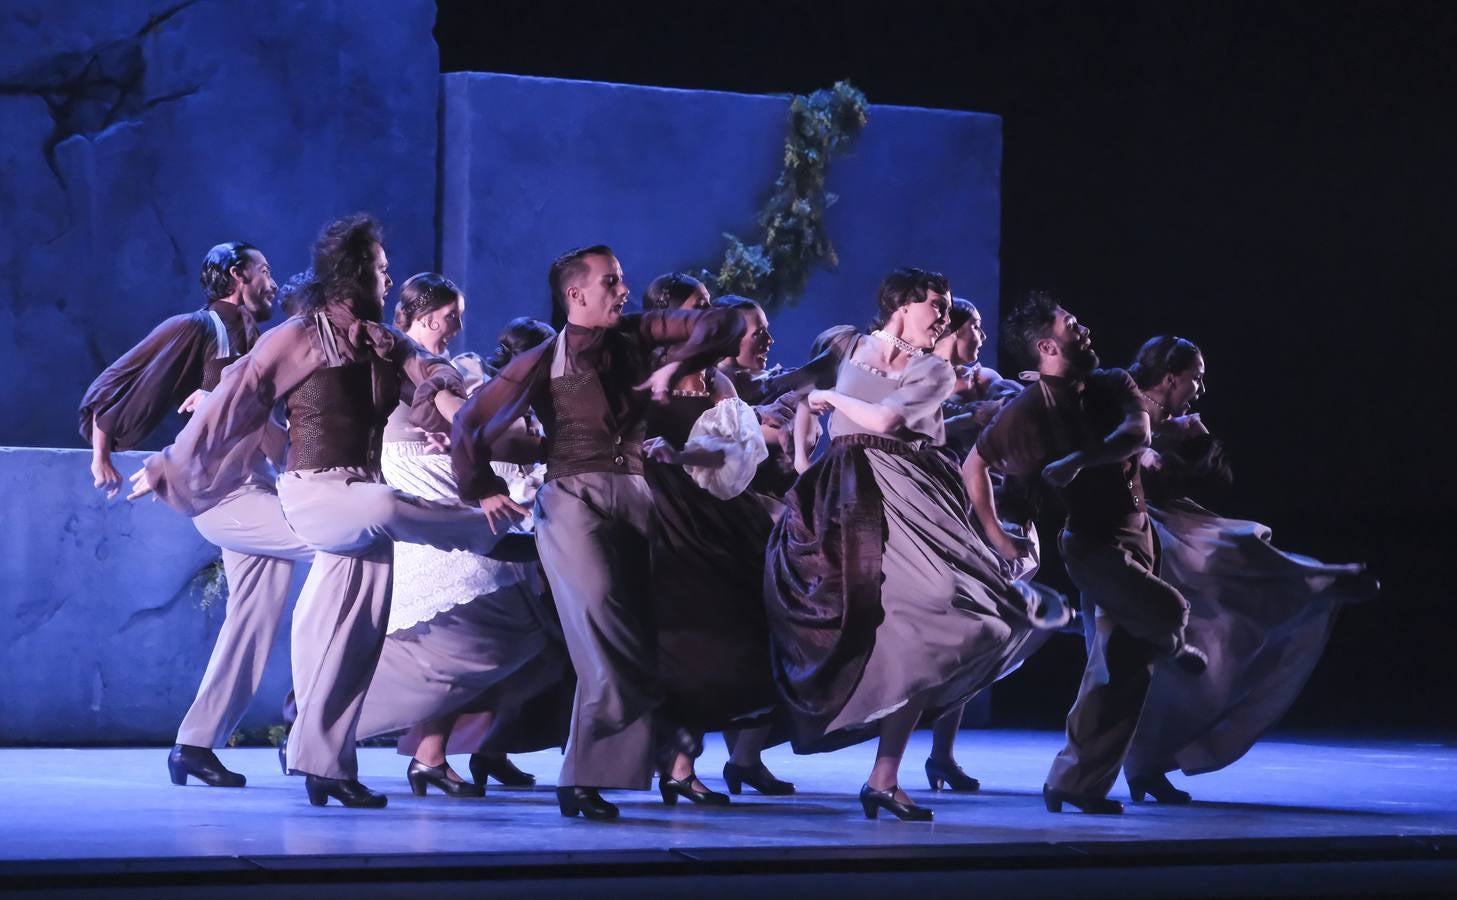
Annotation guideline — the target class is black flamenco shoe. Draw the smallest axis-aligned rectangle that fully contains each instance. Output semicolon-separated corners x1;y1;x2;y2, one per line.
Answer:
1172;642;1210;675
924;757;981;793
1127;772;1192;805
277;734;289;776
556;786;620;821
722;761;796;796
469;752;536;788
1043;783;1123;815
859;783;933;821
659;773;731;806
168;744;246;788
304;774;388;808
407;758;485;798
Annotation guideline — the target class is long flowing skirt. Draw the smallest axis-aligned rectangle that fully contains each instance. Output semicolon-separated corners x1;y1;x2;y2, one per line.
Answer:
765;435;1058;753
647;461;779;731
1126;498;1371;777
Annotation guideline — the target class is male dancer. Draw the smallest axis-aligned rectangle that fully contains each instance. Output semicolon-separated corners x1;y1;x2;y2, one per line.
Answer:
964;292;1206;815
452;245;745;821
79;242;312;788
132;214;507;808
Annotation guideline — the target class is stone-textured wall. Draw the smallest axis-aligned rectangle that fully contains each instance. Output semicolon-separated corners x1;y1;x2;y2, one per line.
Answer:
0;448;302;744
439;74;1003;367
0;0;441;450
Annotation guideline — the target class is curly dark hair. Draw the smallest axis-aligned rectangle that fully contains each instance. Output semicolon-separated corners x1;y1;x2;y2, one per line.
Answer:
1001;290;1062;372
643;272;706;310
486;316;556;372
275;269;319;318
871;267;950;330
198;241;259;305
309;213;385;316
392;272;463;330
547;244;614;329
1129;335;1203;389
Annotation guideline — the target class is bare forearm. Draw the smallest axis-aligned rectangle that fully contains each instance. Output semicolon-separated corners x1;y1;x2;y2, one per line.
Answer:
964;451;1005;537
90;420;114;460
823;391;904;434
434;390;465;421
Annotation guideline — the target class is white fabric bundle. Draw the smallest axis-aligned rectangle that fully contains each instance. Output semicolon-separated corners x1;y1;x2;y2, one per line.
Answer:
682;397;769;500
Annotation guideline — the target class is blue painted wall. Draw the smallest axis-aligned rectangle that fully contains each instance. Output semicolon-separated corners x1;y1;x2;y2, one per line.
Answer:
0;0;441;450
439;73;1002;369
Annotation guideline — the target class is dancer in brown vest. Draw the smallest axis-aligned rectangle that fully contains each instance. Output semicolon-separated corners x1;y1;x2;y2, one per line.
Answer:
132;215;508;808
80;241;312;789
452;246;744;821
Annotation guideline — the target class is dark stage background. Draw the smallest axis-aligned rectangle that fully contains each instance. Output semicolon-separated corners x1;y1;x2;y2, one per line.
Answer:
436;0;1456;734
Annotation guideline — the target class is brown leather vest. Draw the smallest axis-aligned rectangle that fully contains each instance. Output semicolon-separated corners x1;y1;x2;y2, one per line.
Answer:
285;314;399;472
544;368;645;482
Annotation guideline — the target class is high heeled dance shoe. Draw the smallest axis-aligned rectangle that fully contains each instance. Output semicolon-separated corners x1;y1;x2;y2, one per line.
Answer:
1042;783;1123;815
167;744;246;788
1127;771;1192;805
277;734;290;776
469;753;536;788
556;786;619;821
407;759;485;798
722;761;795;796
660;774;731;806
859;783;933;821
304;774;387;808
924;757;981;792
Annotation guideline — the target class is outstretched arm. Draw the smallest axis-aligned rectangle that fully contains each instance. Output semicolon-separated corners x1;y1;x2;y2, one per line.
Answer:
963;448;1030;561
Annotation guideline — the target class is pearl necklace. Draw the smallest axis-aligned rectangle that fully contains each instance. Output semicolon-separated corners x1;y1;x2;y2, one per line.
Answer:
1138;389;1170;419
870;329;925;358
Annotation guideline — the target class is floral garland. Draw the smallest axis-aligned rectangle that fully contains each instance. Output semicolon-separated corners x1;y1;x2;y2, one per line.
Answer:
700;81;869;312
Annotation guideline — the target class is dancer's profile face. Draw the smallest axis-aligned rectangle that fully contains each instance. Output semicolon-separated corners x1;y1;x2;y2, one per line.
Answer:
735;306;773;373
894;290;951;349
569;254;629;328
417;296;465;345
364;242;393;320
235;249;278;322
952;306;986;365
1165;354;1206;413
1048;306;1098;372
678;285;712;311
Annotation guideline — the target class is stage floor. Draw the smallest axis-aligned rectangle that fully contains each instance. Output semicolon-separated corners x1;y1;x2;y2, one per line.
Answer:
2;730;1454;896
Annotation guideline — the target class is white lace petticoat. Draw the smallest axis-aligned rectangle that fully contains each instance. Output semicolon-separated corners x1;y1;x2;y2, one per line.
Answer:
380;441;542;633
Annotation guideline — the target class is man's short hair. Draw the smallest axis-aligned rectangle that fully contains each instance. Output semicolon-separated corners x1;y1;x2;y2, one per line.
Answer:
547;244;614;328
199;241;259;305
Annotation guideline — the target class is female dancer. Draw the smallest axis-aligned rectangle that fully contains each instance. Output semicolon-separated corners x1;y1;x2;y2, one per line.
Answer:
353;279;570;797
640;275;790;804
919;297;1031;793
768;268;1066;821
1121;336;1376;803
134;215;509;808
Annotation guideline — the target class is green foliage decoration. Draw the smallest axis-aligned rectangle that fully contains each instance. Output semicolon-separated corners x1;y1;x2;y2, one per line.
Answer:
700;81;868;312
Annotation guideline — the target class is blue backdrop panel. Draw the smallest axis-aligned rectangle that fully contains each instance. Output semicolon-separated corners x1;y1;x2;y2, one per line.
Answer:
0;448;303;743
0;0;441;450
439;74;1002;369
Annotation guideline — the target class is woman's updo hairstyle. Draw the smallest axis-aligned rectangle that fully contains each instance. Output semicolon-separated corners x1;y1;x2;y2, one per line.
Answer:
1129;335;1203;390
393;272;463;330
643;272;706;310
871;267;950;330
